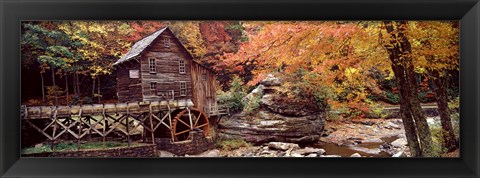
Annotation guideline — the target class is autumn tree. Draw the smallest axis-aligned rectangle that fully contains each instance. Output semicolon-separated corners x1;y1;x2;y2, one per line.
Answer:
199;21;248;90
167;21;207;58
22;22;78;105
408;21;459;151
58;21;131;103
224;21;387;114
127;21;165;42
381;21;436;157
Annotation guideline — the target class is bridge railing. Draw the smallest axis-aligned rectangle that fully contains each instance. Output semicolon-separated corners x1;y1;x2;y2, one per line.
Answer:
206;102;229;117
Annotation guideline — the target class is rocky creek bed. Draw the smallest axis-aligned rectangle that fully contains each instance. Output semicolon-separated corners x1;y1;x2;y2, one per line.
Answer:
216;118;410;158
156;117;411;158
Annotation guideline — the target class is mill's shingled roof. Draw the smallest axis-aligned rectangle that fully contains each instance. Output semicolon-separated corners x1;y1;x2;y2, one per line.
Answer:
113;27;168;66
113;26;214;72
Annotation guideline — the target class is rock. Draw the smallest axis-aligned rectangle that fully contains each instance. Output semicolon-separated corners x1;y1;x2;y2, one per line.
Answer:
259;150;278;157
290;135;321;143
305;153;318;157
260;94;321;116
291;153;303;157
284;147;294;157
260;74;281;86
218;74;326;144
188;149;220;157
350;153;362;157
243;84;265;110
380;143;391;149
391;138;407;148
347;137;364;144
292;147;325;155
320;155;341;157
392;151;407;157
384;122;402;129
352;120;375;126
362;138;384;143
260;150;274;155
158;150;176;157
268;142;300;151
350;147;382;155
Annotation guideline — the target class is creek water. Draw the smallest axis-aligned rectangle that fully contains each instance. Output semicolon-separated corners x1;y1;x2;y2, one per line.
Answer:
309;136;399;157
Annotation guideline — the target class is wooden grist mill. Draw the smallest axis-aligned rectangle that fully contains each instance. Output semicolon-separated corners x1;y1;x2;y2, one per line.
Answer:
21;27;228;153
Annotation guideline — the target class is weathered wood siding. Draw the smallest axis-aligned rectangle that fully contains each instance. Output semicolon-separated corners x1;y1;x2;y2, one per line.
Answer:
116;62;143;103
191;63;217;114
140;30;193;102
116;28;217;112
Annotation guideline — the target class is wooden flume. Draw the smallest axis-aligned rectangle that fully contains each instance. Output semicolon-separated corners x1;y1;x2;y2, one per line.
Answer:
21;99;228;150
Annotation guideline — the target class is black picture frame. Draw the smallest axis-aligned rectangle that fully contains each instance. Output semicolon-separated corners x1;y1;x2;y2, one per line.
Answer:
1;0;479;177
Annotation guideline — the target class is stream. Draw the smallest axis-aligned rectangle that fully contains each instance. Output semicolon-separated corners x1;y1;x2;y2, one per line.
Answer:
309;136;399;157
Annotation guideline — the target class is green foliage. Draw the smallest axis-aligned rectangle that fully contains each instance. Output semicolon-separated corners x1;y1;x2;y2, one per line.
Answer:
384;91;400;104
284;71;332;111
217;76;247;113
312;87;332;112
225;22;249;42
242;89;263;114
448;97;460;140
370;103;388;118
430;125;449;155
450;112;460;141
428;111;460;156
21;141;136;154
215;138;251;151
448;96;460;112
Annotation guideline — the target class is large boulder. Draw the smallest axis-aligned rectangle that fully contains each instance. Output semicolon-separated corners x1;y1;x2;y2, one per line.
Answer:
268;142;300;151
219;74;326;144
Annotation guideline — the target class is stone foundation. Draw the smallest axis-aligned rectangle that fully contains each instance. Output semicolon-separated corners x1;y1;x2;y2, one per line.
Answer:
155;130;215;155
22;144;156;157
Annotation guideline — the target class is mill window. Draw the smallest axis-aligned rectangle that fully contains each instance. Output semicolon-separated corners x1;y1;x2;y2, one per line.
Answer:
149;58;156;73
150;82;157;94
164;37;170;48
179;60;186;74
180;82;187;96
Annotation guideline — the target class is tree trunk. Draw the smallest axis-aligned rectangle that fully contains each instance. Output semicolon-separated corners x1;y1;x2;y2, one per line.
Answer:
72;73;77;97
51;68;58;106
40;71;45;102
97;75;101;103
391;64;422;156
75;72;80;97
382;21;435;157
430;71;458;151
65;74;69;104
92;77;96;99
405;64;435;157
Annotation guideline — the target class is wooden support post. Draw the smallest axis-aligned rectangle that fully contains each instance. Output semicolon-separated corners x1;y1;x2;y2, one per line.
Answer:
187;107;193;129
51;107;58;151
87;116;92;142
167;105;174;142
103;115;107;149
126;107;131;147
52;120;57;151
149;105;155;145
77;116;82;151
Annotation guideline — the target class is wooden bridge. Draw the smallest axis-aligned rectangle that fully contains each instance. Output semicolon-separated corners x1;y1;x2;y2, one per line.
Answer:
21;99;229;148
